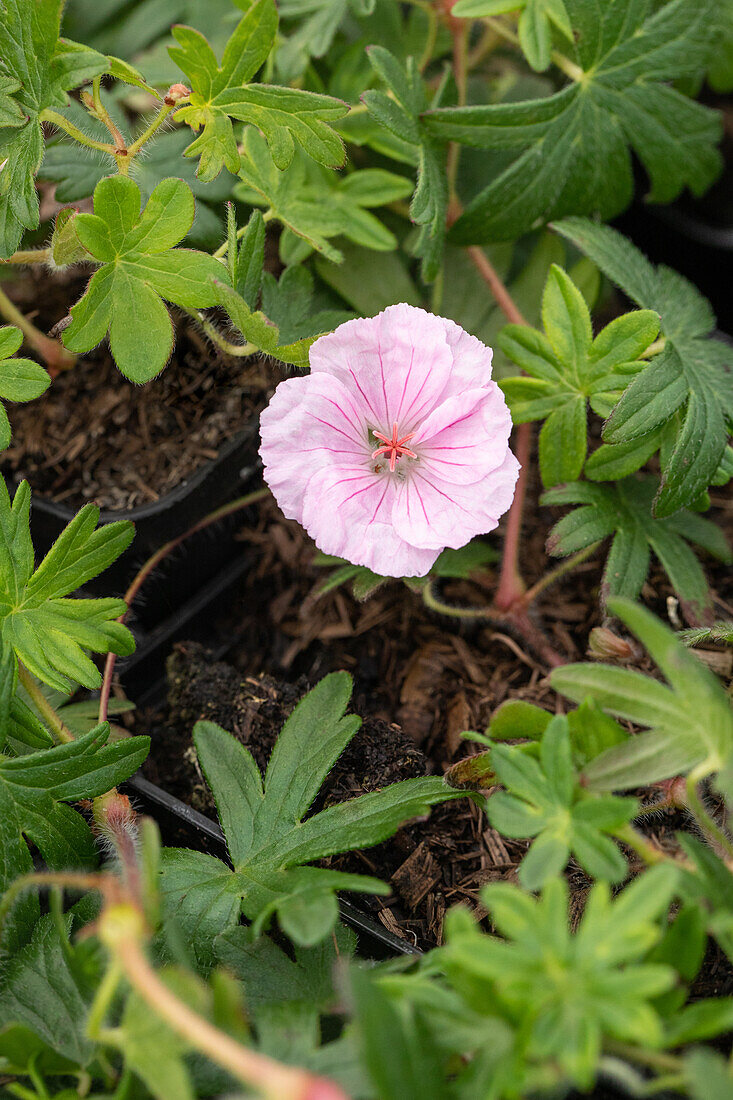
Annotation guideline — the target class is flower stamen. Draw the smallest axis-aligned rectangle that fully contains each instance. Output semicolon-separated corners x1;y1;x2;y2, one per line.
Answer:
371;422;417;472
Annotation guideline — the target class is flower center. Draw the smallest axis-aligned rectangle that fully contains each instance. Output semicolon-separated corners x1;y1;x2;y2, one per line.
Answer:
371;422;417;472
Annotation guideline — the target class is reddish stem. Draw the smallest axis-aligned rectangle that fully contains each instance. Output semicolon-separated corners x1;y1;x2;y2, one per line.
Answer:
466;246;528;326
494;422;531;611
98;488;268;723
465;246;531;613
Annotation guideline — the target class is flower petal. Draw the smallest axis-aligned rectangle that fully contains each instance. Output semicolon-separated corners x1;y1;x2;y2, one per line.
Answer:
392;450;521;551
302;464;439;577
441;316;494;392
413;385;513;486
260;373;370;524
308;304;454;433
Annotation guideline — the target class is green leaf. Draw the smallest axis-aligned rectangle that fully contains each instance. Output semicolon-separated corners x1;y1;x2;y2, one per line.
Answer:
443;869;678;1091
260;266;352;343
278;0;377;76
553;218;733;516
685;1050;733;1100
170;1;347;180
425;0;723;244
499;265;659;487
215;924;367;1090
160;674;461;960
0;913;98;1068
0;481;135;697
350;967;446;1100
62;175;227;382
315;240;421;316
0;0;108;254
432;539;499;579
543;476;731;623
215;277;320;370
487;714;635;889
363;47;447;281
552;598;733;789
0;326;50;450
0;725;149;951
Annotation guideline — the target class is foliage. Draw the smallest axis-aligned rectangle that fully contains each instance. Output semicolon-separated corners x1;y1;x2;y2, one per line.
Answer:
170;0;347;181
62;175;226;382
0;480;134;698
160;672;461;963
543;477;731;621
552;597;733;789
485;714;637;888
499;264;660;486
0;0;107;255
1;2;733;1097
362;46;448;280
424;0;722;244
553;217;733;517
0;326;50;450
0;725;149;952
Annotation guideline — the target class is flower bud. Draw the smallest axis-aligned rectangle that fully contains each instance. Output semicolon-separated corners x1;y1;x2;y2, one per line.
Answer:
165;82;190;105
587;626;640;662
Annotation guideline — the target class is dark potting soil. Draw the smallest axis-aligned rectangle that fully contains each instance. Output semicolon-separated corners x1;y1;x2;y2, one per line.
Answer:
135;480;733;951
1;267;271;511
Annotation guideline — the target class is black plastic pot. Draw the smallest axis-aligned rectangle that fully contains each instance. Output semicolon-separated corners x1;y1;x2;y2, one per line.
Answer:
26;422;260;629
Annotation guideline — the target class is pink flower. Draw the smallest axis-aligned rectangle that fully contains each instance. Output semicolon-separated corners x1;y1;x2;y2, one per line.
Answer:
259;304;520;578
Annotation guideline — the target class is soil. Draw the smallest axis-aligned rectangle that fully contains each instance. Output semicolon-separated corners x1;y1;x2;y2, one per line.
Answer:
136;479;733;954
1;266;271;511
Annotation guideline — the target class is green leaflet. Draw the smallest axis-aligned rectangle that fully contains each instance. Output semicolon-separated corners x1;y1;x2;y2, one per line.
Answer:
159;673;462;962
0;327;50;451
499;264;660;486
543;476;731;623
0;725;149;951
362;47;448;281
442;868;679;1091
552;217;733;516
487;714;637;889
452;0;572;72
39;102;237;247
62;175;228;382
0;480;135;701
234;128;411;263
424;0;722;244
169;0;347;181
0;0;108;255
552;598;733;789
277;0;376;78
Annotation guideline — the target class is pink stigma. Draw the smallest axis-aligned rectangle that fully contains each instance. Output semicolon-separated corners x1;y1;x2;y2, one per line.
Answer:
371;422;417;472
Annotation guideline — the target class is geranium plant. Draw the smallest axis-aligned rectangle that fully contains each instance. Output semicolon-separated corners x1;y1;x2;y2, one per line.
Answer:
0;0;732;1097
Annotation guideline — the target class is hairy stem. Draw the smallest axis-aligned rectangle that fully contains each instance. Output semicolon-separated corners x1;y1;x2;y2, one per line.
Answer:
484;15;584;82
39;108;117;154
17;664;74;744
614;824;669;866
520;542;600;607
0;284;76;372
685;773;733;859
0;249;50;265
185;308;258;357
127;101;177;157
90;77;127;150
104;916;347;1100
466;246;528;326
98;488;269;723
